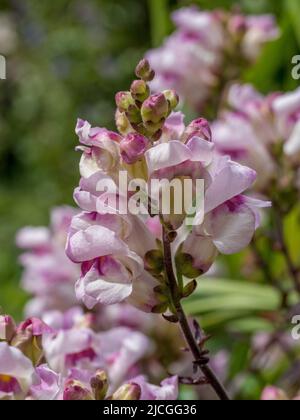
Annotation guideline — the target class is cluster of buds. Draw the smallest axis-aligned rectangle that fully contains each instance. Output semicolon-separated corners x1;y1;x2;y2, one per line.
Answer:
115;59;179;144
63;371;140;401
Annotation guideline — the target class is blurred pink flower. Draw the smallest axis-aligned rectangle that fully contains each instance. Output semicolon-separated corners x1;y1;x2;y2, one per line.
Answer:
147;7;278;111
16;206;80;317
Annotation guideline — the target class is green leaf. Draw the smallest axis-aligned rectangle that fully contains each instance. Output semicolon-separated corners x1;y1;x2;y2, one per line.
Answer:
227;318;274;334
189;278;279;299
183;279;280;329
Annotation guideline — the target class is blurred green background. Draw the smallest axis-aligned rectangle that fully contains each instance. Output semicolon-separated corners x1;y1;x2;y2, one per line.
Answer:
0;0;299;318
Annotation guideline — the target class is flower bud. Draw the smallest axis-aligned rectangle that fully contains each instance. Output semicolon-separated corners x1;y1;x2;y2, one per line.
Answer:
112;383;141;401
163;89;179;110
131;80;150;103
261;386;288;401
125;104;142;125
63;379;94;401
141;93;169;133
115;110;133;136
11;318;53;365
120;132;149;164
175;252;203;279
182;118;212;143
115;91;135;112
0;315;16;343
145;250;164;273
90;370;108;401
182;280;197;298
135;59;155;82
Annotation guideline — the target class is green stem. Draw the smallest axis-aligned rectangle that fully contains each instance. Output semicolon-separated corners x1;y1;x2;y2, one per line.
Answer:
162;227;231;401
148;0;170;47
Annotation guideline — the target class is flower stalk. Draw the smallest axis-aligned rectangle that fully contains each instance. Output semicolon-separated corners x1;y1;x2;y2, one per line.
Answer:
162;226;231;401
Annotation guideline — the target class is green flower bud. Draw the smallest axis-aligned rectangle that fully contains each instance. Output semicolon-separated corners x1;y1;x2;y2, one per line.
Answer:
115;91;135;112
112;383;141;401
125;104;142;124
145;250;164;273
130;80;150;103
175;252;203;279
115;110;133;136
90;370;109;401
135;59;155;82
163;89;179;110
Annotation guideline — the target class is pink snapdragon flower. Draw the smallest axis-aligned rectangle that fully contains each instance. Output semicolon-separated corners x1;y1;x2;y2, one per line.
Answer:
16;206;80;317
213;84;300;191
70;102;269;311
0;342;35;400
147;7;278;111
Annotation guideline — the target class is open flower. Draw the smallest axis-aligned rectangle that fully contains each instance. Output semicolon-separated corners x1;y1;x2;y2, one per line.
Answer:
213;84;300;192
0;342;35;400
66;211;160;311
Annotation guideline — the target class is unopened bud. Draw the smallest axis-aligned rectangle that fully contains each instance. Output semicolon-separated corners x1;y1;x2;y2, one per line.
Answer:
135;59;155;82
182;118;212;143
63;379;94;401
125;104;142;124
112;383;141;401
182;280;197;298
90;370;108;401
131;80;150;103
120;132;149;164
115;110;133;136
115;91;135;112
145;250;164;273
11;318;53;365
175;252;203;279
261;386;288;401
141;93;169;133
0;315;16;343
163;90;179;110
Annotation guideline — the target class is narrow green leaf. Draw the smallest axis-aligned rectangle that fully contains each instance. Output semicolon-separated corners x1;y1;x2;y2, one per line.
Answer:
189;278;278;299
184;294;279;315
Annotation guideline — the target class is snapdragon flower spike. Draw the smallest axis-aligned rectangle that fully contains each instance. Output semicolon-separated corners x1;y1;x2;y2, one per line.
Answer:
70;61;270;317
